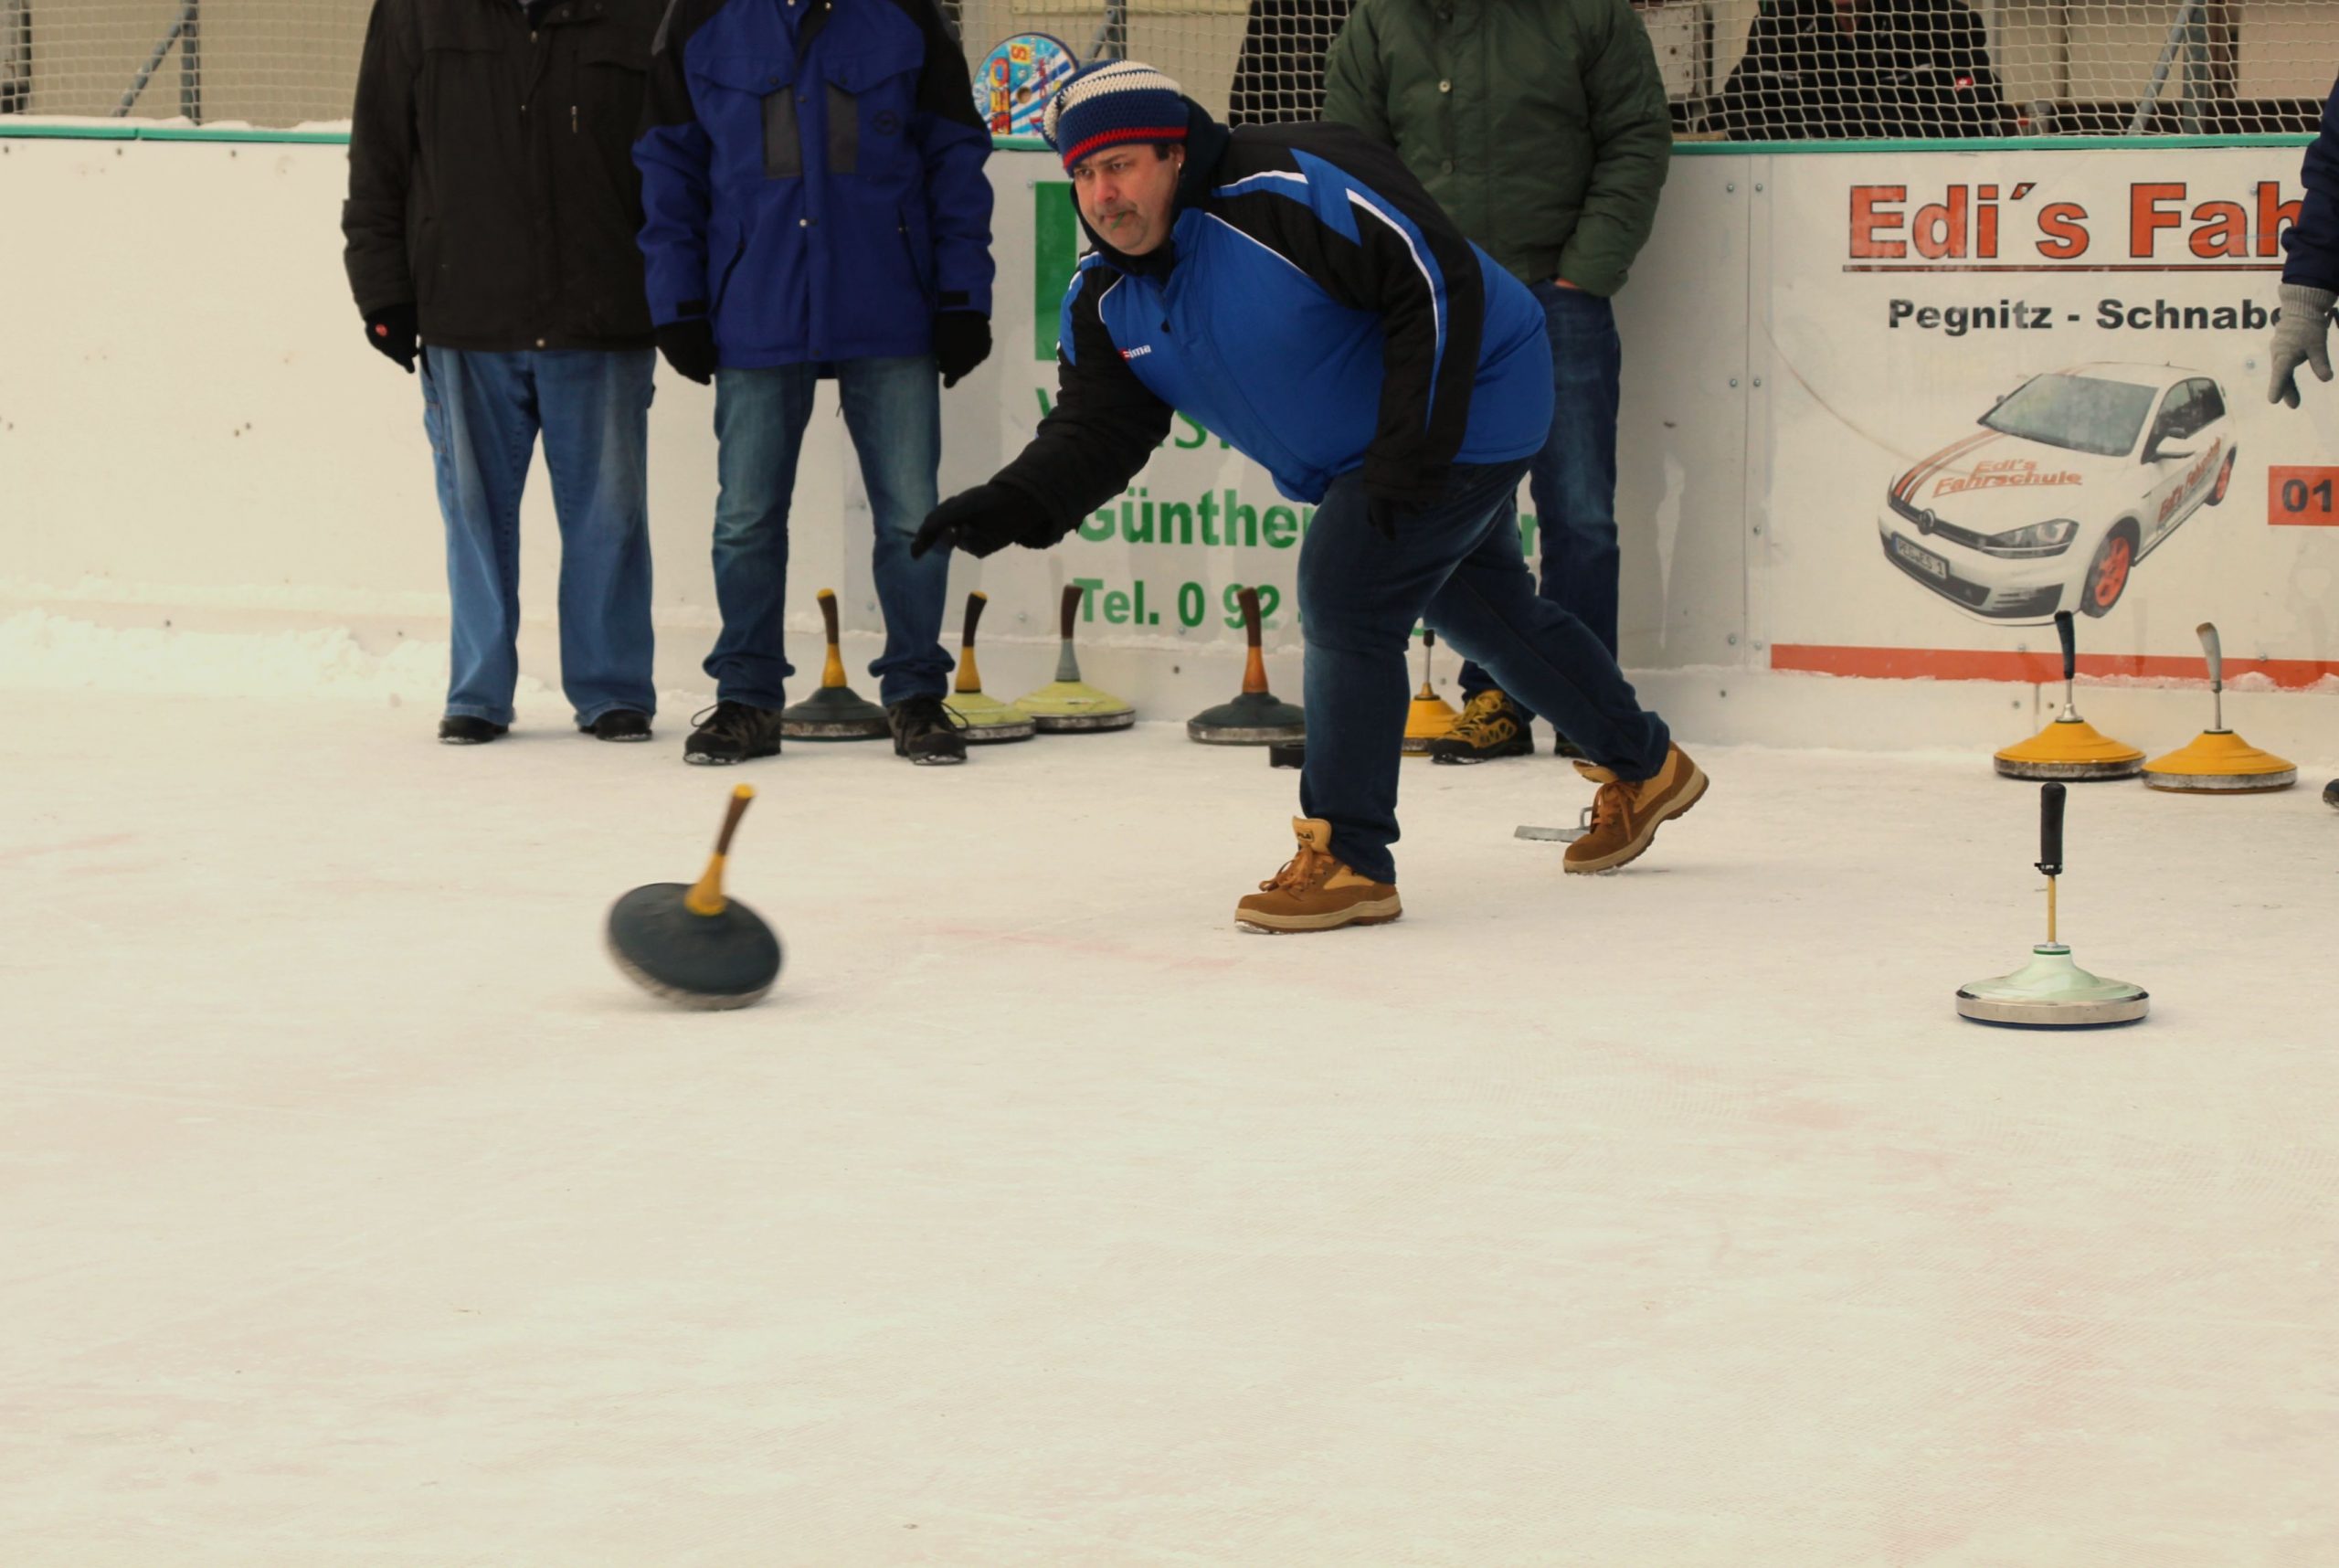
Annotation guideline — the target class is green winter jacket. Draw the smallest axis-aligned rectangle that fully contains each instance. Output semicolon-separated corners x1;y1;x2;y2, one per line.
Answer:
1322;0;1671;296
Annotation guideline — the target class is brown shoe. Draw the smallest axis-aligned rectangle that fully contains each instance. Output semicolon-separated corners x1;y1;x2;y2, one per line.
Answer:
1563;744;1708;874
1235;818;1403;933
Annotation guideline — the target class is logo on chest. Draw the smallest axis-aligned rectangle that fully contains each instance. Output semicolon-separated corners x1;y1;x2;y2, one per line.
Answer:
1120;344;1153;360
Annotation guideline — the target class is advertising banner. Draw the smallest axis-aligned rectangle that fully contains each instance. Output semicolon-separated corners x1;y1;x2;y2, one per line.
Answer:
1752;148;2339;687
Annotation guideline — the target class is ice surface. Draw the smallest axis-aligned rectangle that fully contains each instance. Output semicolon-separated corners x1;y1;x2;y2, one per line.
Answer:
4;618;2336;1566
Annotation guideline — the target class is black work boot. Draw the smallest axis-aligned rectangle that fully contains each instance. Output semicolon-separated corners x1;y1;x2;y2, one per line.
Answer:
684;702;783;765
583;709;652;742
1426;690;1534;764
889;694;968;766
439;715;508;745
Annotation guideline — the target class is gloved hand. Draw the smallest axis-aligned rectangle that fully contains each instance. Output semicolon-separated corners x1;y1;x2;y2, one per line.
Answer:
655;319;718;386
1357;451;1445;540
2269;283;2336;408
911;482;1036;560
934;311;992;389
363;303;418;374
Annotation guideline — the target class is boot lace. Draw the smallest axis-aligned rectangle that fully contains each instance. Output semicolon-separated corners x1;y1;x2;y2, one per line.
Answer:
1587;779;1635;837
691;701;759;741
1260;840;1338;894
894;694;968;737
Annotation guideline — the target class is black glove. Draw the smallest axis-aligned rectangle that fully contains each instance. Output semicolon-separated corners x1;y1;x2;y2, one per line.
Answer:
1358;453;1446;540
655;319;717;386
934;311;992;389
911;482;1042;560
363;303;418;374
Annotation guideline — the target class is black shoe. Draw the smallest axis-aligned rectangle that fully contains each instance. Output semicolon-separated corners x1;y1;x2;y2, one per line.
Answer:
1552;734;1586;760
889;694;968;766
1427;690;1535;765
584;709;652;742
684;701;783;765
2324;778;2338;810
439;715;508;745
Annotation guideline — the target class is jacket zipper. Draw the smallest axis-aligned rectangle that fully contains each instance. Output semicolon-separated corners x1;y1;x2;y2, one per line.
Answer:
896;207;933;306
710;235;747;316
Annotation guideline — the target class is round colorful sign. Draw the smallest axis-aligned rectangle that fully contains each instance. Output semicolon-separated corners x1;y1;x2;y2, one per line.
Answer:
972;32;1079;138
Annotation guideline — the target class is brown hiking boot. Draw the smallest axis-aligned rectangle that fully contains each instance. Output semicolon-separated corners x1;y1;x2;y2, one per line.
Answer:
1427;689;1535;764
1563;744;1709;874
1235;818;1402;933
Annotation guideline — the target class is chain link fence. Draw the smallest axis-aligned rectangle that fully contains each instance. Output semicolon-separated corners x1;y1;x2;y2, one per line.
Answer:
0;0;2327;134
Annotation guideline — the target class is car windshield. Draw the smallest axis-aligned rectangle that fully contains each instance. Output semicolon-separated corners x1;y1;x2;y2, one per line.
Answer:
1980;374;2156;457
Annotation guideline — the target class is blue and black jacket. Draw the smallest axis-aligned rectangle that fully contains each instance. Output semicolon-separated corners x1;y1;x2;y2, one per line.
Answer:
2282;74;2339;291
996;104;1551;535
632;0;993;366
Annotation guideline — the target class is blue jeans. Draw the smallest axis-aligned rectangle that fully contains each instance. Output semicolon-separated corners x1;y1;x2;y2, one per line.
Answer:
1459;281;1624;714
420;346;657;727
705;355;947;708
1298;461;1672;885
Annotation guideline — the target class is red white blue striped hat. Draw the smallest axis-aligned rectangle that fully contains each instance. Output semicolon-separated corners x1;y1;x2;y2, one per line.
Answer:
1042;60;1189;171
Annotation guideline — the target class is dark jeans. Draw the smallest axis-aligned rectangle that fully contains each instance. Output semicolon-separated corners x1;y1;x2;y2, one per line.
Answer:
1297;461;1673;885
705;355;948;708
1459;281;1624;715
420;346;657;727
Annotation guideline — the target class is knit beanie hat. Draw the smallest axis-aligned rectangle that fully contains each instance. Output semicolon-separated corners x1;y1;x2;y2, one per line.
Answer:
1042;61;1188;171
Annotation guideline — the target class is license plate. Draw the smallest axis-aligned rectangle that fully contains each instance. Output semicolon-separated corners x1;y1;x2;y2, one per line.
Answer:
1891;535;1950;580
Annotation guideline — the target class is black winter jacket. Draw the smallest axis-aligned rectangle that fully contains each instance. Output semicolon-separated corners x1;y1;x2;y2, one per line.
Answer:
1720;0;2005;141
2283;75;2339;291
343;0;661;351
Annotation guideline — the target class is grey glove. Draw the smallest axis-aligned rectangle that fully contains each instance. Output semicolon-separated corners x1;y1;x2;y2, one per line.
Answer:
2269;283;2336;408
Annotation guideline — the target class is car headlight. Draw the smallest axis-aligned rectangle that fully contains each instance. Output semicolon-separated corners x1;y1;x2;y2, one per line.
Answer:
1974;519;2079;557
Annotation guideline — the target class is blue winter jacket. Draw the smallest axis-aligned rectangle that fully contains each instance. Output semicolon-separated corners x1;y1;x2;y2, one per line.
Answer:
633;0;994;366
995;107;1551;525
2282;74;2339;291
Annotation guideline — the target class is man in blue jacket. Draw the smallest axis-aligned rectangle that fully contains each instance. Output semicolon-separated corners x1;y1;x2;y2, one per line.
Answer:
636;0;993;765
912;63;1706;930
2268;72;2339;809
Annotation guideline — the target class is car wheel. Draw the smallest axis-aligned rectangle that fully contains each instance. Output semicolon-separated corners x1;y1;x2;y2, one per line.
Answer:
2080;524;2138;618
2207;446;2238;506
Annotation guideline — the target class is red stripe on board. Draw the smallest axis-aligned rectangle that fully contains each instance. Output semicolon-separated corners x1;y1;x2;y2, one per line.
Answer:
1896;430;1979;499
1769;644;2339;689
1910;431;2004;500
1895;429;1996;500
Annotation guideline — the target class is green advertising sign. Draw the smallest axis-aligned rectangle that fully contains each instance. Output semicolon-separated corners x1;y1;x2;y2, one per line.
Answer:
1032;181;1079;362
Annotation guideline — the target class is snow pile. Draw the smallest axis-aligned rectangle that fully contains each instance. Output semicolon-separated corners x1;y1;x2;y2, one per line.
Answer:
0;608;470;706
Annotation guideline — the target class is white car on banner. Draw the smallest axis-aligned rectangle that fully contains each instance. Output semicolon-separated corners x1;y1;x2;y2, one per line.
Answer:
1878;363;2238;623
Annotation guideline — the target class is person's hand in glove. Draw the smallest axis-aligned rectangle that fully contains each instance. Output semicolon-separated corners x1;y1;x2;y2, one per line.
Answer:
934;311;992;389
2269;282;2336;408
656;318;718;386
1357;451;1445;539
363;303;418;374
910;482;1041;559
